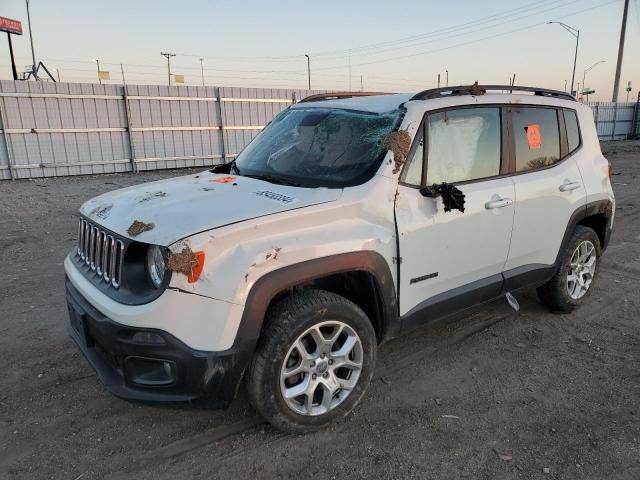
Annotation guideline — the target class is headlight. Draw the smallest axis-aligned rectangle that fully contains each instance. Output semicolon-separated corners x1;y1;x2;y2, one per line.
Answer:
146;245;166;288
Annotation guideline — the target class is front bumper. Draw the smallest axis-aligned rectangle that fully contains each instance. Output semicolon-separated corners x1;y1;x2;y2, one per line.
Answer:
66;279;251;406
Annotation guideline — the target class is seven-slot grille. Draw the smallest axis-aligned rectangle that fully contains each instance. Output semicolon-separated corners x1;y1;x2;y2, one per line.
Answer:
77;218;124;288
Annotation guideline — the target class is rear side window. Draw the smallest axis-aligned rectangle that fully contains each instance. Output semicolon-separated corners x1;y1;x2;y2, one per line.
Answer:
564;109;581;153
426;107;501;184
512;107;560;172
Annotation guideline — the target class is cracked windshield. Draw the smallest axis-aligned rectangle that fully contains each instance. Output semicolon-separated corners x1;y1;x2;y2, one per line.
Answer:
235;107;401;187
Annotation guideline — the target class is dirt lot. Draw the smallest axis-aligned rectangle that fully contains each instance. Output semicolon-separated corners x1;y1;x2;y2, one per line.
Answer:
1;142;639;480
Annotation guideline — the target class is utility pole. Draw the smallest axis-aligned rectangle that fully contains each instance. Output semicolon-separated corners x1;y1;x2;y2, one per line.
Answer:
92;58;101;84
445;70;448;87
25;0;38;79
120;64;126;84
7;33;18;80
548;22;579;95
199;58;205;86
437;73;440;88
304;54;311;90
564;79;568;92
160;52;176;86
612;0;629;102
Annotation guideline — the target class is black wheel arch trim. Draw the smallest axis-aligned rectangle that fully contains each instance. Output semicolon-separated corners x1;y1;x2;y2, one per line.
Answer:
557;198;613;260
235;251;399;350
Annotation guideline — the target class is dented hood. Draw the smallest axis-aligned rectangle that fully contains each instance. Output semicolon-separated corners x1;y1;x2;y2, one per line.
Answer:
80;172;342;246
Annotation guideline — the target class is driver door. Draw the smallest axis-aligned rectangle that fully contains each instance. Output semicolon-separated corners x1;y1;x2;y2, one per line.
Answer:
395;106;515;325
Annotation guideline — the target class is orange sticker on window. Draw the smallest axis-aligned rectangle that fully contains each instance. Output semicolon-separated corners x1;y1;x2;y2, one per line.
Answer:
209;175;236;183
526;124;541;150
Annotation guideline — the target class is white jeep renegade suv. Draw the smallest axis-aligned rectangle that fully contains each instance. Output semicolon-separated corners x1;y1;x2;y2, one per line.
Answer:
65;85;615;432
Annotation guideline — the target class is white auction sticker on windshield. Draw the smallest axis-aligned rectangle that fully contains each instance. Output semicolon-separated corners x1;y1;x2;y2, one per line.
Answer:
253;190;299;205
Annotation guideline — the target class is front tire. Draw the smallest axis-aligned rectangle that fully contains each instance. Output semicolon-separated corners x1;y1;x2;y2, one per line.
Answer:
246;289;377;433
538;225;601;312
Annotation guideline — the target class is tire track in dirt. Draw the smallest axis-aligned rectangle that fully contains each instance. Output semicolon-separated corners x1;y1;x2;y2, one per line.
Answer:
104;415;265;479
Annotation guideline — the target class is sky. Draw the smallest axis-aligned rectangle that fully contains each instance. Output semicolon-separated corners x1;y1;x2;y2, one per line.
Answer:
0;0;639;101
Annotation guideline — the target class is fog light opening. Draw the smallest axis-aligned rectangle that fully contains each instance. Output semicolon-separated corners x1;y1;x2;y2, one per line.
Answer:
125;357;176;387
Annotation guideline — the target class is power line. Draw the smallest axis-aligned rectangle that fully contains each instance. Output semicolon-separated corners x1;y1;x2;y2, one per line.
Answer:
310;0;582;59
1;0;617;87
311;0;620;71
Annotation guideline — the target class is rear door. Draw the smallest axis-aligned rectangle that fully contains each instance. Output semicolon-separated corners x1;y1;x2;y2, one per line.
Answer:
395;106;515;320
503;106;587;279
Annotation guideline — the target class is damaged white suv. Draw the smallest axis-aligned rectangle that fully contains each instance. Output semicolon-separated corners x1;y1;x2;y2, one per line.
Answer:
65;85;615;432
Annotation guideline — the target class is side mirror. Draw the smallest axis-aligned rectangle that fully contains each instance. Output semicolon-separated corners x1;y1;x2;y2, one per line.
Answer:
419;186;436;197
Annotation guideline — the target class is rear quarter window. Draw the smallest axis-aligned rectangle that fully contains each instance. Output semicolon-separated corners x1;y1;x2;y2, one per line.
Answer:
564;109;581;153
512;107;560;172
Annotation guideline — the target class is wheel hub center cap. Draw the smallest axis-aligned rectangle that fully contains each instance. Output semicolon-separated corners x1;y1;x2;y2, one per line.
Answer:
315;359;329;375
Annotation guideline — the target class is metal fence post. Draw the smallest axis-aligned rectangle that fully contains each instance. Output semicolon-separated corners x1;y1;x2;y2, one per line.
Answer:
611;102;618;141
0;96;15;180
122;86;137;173
216;87;226;163
631;92;640;140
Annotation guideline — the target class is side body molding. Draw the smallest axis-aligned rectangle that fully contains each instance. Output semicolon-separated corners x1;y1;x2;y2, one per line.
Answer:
401;199;614;335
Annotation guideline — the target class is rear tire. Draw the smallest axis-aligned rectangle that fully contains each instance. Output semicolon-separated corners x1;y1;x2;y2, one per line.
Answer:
246;289;377;433
537;226;601;313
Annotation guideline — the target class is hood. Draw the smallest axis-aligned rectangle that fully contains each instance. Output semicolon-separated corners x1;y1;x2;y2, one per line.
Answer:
80;171;342;246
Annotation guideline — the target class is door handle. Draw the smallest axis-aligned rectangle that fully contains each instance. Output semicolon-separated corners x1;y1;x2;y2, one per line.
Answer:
559;181;581;192
485;197;513;209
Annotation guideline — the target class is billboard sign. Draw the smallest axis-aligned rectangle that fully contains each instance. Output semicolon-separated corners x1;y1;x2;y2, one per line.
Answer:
0;16;23;35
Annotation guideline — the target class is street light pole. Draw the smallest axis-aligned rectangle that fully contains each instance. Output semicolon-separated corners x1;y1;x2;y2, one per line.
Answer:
583;60;606;103
445;70;448;87
548;21;580;95
91;58;101;84
199;58;205;87
160;52;176;86
305;54;311;90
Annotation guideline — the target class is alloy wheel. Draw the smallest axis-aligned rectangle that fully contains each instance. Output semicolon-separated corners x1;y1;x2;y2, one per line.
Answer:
280;321;363;416
567;240;597;300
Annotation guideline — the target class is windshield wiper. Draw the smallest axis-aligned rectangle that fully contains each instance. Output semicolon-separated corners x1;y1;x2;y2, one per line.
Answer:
244;173;302;187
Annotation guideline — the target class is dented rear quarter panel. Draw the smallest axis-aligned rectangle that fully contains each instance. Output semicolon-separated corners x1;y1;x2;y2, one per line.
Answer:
573;103;616;216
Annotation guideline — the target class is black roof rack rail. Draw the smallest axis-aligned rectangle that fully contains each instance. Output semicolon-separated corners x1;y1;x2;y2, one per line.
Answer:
410;84;575;102
298;91;392;103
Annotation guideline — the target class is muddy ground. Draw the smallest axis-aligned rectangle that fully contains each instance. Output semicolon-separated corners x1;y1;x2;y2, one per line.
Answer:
1;142;639;480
